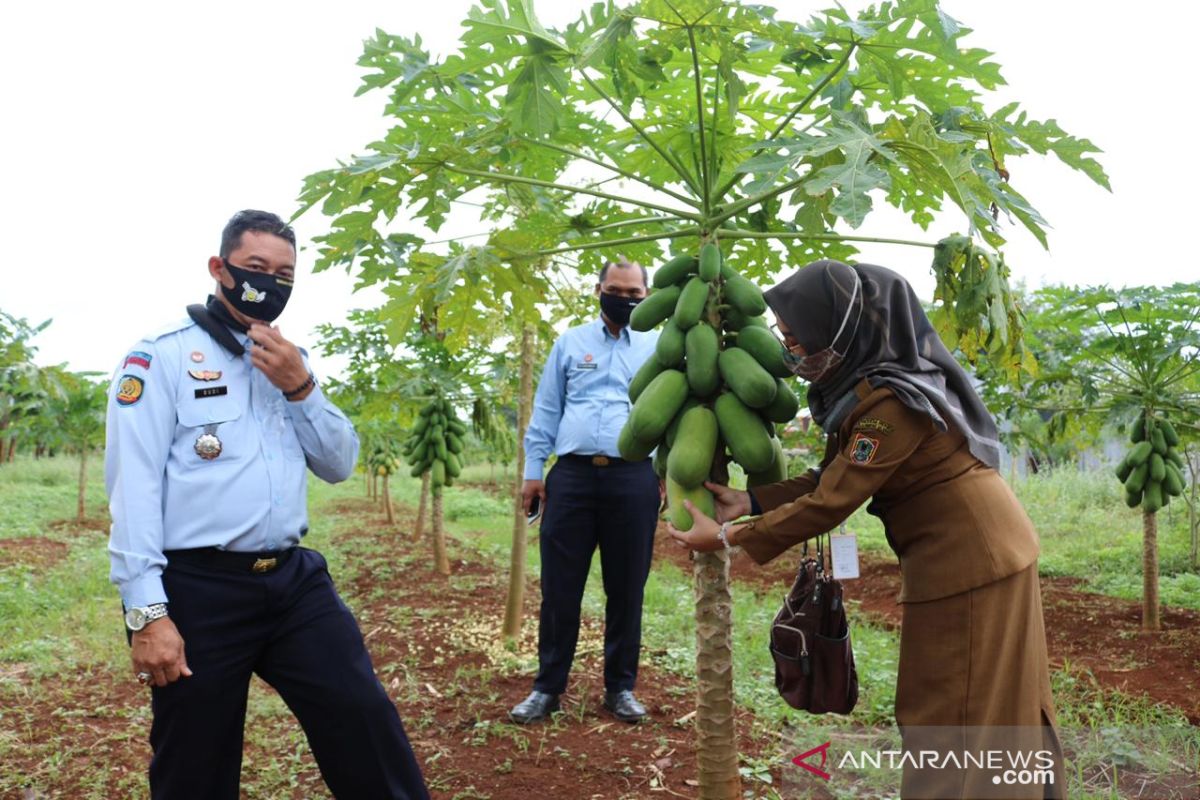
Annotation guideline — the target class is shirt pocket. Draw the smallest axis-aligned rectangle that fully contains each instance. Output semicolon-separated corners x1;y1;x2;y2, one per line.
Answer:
176;396;244;463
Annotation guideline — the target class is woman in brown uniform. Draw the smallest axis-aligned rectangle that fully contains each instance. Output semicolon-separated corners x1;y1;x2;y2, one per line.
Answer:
669;260;1065;799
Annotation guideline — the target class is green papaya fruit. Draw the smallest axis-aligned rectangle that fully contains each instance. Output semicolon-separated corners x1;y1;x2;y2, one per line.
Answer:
747;438;787;487
653;253;698;289
446;432;464;455
618;421;656;462
718;347;778;408
419;404;435;418
762;378;800;424
630;285;682;332
1124;487;1142;508
665;398;702;448
1114;454;1134;483
715;392;775;473
431;459;446;488
1128;441;1153;466
1125;461;1150;494
1150;452;1166;482
448;419;468;436
435;438;448;462
666;476;716;532
1161;419;1180;447
1166;447;1185;469
699;243;721;282
667;406;718;488
445;452;462;478
721;267;767;316
629;356;666;403
1151;427;1167;456
737;325;791;378
1143;480;1165;512
656;319;686;367
1163;463;1184;497
674;276;711;330
1129;409;1147;443
685;323;720;397
627;369;689;442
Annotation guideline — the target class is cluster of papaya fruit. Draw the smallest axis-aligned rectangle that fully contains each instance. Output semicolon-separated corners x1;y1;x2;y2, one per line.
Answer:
368;442;403;478
1116;411;1186;512
619;243;797;531
403;394;468;489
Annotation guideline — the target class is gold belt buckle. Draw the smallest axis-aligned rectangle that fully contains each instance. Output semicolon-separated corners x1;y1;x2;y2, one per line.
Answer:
591;455;610;466
251;557;278;574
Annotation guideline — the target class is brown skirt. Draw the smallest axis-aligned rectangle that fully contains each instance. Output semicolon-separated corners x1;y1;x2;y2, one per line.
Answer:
895;562;1066;799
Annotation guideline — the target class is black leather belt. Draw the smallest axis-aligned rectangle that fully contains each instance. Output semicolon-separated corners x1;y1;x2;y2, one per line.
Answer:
164;546;297;574
561;453;639;466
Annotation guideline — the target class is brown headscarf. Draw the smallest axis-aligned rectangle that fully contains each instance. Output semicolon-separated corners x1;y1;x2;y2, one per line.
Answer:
763;260;1001;469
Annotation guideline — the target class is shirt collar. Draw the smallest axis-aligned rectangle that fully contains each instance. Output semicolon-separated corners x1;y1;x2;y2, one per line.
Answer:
597;317;631;342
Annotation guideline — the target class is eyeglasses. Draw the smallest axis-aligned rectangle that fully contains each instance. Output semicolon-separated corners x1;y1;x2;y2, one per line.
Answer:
769;322;804;355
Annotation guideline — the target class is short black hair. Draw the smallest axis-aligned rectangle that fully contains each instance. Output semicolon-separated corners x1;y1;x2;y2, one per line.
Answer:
598;257;648;287
220;210;296;259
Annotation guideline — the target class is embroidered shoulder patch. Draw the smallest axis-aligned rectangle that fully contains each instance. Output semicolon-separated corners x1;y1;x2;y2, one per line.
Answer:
123;350;152;370
116;375;145;406
850;432;880;464
854;417;894;436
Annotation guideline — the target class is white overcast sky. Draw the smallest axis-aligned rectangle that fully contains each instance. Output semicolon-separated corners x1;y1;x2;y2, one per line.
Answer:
1;1;1195;380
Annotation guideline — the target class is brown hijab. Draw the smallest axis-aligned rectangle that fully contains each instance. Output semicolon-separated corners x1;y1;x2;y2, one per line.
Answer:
763;260;1001;469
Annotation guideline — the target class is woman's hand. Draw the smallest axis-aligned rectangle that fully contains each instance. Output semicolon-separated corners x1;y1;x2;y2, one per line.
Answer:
704;481;751;523
666;501;725;552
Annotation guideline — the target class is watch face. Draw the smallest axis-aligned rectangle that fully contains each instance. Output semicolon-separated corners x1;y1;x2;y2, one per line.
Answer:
125;608;147;630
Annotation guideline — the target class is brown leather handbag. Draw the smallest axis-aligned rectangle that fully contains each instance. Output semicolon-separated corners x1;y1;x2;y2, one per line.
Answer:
769;534;859;714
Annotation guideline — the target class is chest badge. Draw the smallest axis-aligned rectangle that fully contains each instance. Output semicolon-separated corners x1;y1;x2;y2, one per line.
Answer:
190;351;205;363
188;369;223;381
194;424;223;460
584;353;593;362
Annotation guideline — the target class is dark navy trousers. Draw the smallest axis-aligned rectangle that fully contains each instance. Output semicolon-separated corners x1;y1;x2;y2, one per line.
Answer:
147;547;429;800
533;457;660;695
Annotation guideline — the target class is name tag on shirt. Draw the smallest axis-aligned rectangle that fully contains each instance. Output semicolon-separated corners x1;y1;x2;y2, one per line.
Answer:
575;362;598;370
195;386;229;399
831;532;859;580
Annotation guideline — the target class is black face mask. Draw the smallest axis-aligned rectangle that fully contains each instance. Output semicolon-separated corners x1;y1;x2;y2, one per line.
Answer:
600;292;641;327
220;259;293;322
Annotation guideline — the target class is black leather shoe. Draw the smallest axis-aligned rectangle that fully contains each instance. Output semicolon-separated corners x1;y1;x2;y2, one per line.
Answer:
603;690;647;723
509;691;560;724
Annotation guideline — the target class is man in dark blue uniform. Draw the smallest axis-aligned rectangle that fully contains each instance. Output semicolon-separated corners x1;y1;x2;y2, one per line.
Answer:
105;210;429;799
510;258;662;725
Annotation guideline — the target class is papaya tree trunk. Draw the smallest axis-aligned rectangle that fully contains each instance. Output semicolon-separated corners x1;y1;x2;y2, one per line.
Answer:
694;548;739;799
1143;509;1160;630
503;323;535;640
365;467;371;497
413;471;430;542
1186;445;1199;570
431;487;450;576
383;473;395;525
77;448;88;521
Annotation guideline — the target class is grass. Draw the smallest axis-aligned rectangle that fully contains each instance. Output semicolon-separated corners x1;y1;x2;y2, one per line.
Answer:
1;456;1196;798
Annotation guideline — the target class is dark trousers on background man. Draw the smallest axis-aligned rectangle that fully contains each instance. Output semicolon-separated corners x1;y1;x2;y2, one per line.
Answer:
145;546;428;800
533;456;661;695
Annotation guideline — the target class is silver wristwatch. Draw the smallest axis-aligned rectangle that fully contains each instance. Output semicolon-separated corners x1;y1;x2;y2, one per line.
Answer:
125;603;169;632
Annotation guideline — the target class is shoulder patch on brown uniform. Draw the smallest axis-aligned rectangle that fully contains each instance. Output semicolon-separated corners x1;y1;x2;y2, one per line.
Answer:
849;432;880;464
854;417;895;436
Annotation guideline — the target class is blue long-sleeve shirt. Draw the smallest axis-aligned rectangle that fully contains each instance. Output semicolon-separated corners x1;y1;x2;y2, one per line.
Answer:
523;319;658;480
104;317;359;608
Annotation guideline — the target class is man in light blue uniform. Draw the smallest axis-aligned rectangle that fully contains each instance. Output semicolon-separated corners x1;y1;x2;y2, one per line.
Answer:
106;210;428;799
510;257;661;725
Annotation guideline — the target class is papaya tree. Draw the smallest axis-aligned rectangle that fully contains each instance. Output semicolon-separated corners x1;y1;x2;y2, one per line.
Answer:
298;0;1106;793
1031;284;1200;630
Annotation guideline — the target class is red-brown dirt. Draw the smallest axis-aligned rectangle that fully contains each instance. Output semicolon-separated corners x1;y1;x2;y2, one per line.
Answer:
0;537;69;572
652;522;1200;724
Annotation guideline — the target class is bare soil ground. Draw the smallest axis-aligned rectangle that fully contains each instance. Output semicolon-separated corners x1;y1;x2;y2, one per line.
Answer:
652;523;1200;725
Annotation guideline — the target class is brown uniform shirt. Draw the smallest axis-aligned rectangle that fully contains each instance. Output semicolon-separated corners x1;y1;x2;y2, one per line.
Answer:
738;380;1040;602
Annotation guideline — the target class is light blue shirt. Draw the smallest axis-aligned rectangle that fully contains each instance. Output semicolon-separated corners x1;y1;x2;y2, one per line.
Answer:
104;317;359;608
523;319;658;481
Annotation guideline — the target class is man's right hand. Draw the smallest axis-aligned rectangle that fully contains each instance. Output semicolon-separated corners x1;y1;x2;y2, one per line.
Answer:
131;616;193;688
704;481;752;523
522;479;546;516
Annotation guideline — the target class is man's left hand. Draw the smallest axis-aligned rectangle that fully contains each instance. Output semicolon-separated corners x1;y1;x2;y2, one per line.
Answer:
248;324;311;400
666;500;726;552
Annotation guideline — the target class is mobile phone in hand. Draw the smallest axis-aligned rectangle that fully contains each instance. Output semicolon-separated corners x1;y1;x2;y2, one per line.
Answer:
526;495;542;525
